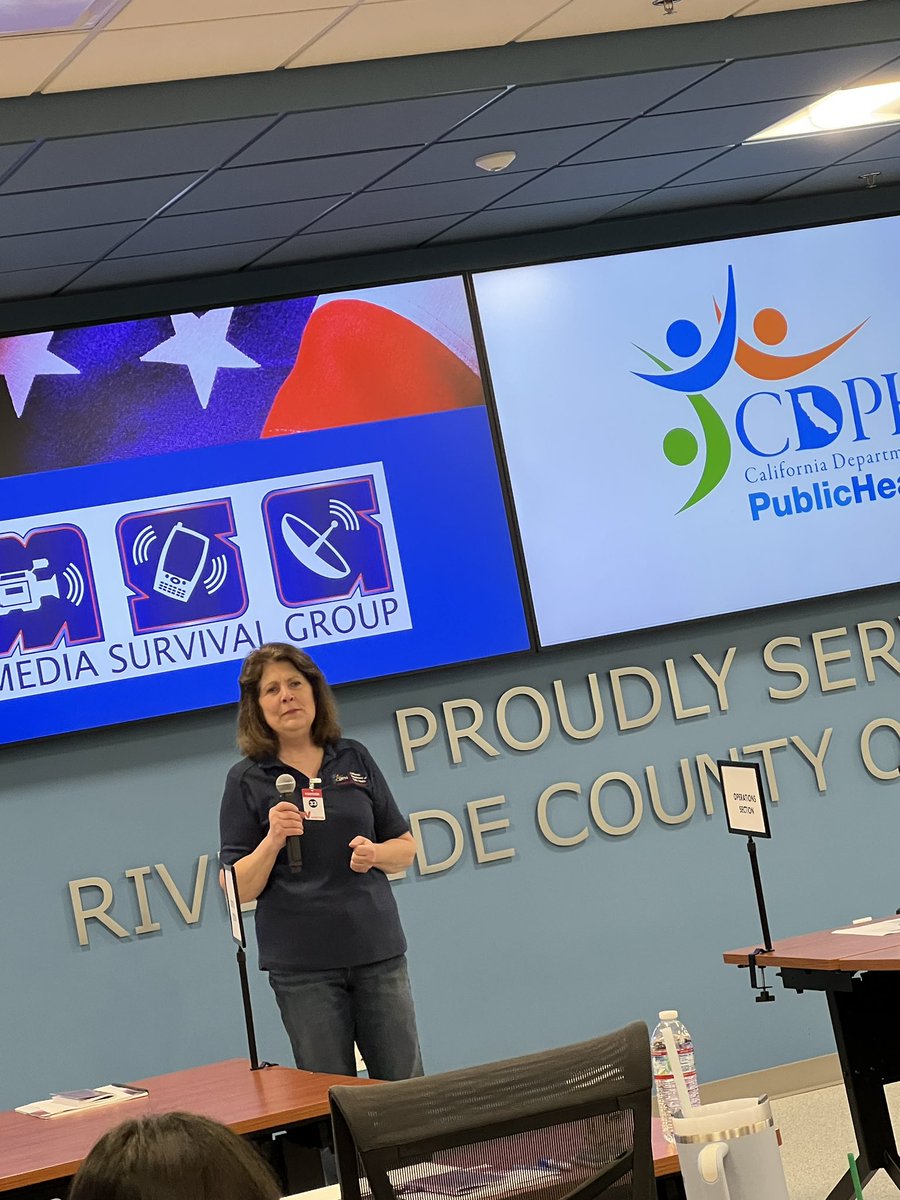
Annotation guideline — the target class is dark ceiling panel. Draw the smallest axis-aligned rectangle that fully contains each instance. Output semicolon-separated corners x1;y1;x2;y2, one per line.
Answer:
0;263;90;302
110;196;347;257
670;127;895;186
228;90;505;167
0;174;201;237
253;215;462;268
441;65;722;140
166;148;414;215
615;169;824;215
766;152;900;198
0;143;32;179
372;122;626;189
304;172;541;232
63;240;284;292
0;222;142;272
568;98;815;163
845;124;900;160
0;117;276;193
490;149;721;207
653;41;900;113
430;193;648;242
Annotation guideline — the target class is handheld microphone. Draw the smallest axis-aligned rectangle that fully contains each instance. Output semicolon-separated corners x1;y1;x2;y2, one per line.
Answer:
275;773;302;873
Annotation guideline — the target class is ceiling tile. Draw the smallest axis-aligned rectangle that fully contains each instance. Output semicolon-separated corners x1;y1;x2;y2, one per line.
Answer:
0;118;272;192
43;11;339;92
0;263;91;301
167;150;409;215
520;0;744;40
441;67;722;140
304;172;540;232
668;128;896;186
0;174;200;236
489;149;724;207
567;99;812;162
229;91;502;166
287;0;571;67
108;0;351;27
253;215;461;267
374;123;624;189
737;0;866;14
0;222;142;272
613;169;829;215
0;143;33;179
110;198;347;257
0;32;86;98
430;193;648;242
63;240;283;291
845;126;900;161
767;154;900;199
653;43;900;113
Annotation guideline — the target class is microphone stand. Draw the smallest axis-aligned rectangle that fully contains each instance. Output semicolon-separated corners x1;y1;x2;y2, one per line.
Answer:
223;864;268;1071
236;941;262;1072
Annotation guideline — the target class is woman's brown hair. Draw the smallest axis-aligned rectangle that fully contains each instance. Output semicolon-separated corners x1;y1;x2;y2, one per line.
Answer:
236;642;341;759
67;1111;282;1200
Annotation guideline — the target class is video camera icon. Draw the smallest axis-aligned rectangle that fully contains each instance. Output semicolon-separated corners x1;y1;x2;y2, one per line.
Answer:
0;558;59;614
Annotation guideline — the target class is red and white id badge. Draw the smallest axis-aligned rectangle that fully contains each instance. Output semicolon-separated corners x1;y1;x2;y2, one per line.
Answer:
302;780;325;821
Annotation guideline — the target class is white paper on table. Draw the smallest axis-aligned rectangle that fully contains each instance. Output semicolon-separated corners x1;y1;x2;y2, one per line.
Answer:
831;918;900;937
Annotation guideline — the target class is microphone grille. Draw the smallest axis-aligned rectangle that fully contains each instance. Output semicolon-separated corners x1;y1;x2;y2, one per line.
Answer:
275;773;297;795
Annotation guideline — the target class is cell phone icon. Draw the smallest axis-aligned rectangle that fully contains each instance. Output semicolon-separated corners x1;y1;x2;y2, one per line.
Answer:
153;522;209;602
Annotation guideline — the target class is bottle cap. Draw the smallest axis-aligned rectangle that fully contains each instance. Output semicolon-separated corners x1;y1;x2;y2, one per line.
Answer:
659;1010;678;1020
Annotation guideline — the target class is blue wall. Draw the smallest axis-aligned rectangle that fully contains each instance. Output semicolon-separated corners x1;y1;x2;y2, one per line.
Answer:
1;578;898;1110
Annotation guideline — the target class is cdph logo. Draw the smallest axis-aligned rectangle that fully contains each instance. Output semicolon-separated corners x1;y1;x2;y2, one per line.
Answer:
633;266;867;510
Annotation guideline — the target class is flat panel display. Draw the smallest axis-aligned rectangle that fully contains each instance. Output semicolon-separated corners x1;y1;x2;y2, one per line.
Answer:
0;276;529;746
473;216;900;646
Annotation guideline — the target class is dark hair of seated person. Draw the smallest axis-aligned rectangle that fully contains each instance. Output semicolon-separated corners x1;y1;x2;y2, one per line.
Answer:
67;1111;283;1200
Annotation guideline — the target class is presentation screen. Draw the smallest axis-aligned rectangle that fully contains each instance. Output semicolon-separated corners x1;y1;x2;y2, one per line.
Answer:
473;215;900;646
0;276;529;746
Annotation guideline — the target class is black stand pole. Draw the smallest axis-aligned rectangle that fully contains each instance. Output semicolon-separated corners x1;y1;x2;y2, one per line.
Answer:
236;945;262;1071
747;836;773;952
746;836;776;1003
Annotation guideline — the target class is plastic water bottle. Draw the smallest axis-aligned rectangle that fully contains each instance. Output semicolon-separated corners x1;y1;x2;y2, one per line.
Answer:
651;1010;701;1143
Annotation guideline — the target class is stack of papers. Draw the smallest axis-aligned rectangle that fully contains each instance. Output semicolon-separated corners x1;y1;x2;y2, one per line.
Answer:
16;1084;148;1118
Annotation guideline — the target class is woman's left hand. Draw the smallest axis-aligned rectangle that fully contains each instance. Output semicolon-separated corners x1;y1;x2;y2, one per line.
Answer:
349;835;378;873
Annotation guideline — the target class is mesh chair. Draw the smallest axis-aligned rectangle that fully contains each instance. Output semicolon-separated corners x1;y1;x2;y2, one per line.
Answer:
329;1021;652;1200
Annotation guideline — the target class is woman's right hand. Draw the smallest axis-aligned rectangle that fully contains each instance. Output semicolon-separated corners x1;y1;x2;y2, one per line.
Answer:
266;801;305;850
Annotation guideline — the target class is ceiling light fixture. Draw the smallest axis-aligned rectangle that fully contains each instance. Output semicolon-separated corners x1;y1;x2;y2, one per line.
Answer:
652;0;682;14
474;150;517;173
0;0;119;37
747;80;900;141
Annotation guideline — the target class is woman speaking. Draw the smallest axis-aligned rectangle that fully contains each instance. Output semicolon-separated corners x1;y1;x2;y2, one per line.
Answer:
219;643;422;1080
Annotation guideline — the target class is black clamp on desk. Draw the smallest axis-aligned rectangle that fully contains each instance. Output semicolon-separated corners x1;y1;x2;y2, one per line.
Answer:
743;948;776;1003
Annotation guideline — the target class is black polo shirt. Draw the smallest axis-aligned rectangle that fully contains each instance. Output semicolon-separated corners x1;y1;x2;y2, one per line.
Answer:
219;739;410;971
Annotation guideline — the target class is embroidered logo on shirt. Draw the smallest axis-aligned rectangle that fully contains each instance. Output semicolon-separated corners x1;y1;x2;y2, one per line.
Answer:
329;770;369;786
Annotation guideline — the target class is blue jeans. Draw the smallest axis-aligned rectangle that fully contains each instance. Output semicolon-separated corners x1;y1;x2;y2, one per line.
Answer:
268;954;424;1081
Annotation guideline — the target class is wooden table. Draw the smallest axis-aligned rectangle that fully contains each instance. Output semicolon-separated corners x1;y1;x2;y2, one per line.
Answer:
651;1118;682;1197
0;1059;371;1199
288;1119;682;1200
725;916;900;1200
1;1060;683;1200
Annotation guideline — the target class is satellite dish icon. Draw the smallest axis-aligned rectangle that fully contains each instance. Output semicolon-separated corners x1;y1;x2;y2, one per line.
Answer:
281;504;356;580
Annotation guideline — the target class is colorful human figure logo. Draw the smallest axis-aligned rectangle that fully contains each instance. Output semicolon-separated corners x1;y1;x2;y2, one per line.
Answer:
635;266;867;510
634;266;736;512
